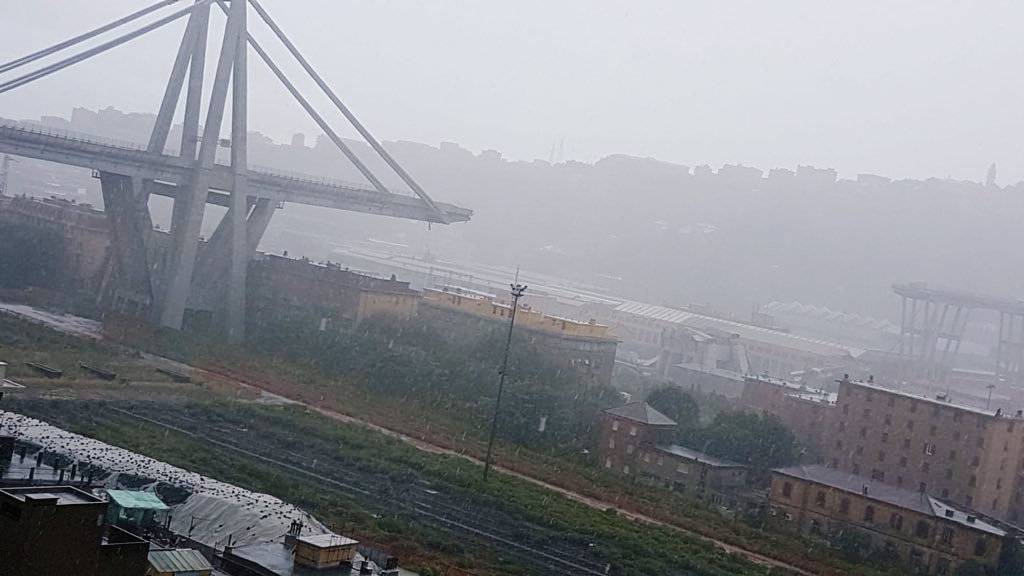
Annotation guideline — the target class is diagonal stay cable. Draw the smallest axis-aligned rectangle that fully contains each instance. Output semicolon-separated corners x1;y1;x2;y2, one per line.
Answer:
247;0;447;222
212;0;394;199
0;0;180;75
0;0;213;95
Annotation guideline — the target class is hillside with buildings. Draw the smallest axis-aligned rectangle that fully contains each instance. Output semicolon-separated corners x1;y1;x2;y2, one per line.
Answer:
10;107;1024;322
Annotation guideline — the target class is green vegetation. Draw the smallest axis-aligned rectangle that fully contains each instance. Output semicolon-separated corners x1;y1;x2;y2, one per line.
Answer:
2;312;895;576
645;384;700;429
686;411;800;471
645;386;800;471
9;398;774;576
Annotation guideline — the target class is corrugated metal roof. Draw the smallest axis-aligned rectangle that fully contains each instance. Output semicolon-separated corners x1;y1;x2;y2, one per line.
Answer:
148;548;212;573
106;489;169;510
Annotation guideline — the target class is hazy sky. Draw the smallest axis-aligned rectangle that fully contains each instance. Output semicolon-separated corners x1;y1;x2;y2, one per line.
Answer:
3;1;1023;182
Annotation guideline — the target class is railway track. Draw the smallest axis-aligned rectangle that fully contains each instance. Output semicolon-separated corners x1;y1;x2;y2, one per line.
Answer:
107;406;616;576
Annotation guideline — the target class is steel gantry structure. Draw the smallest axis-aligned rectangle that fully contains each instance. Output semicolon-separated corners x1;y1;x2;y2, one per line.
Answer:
894;282;1024;385
0;0;472;342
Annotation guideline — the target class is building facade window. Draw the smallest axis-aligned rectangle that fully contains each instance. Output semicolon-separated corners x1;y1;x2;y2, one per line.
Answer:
915;520;930;539
815;491;826;507
630;426;638;437
863;506;875;522
839;498;850;514
889;513;903;530
781;482;793;498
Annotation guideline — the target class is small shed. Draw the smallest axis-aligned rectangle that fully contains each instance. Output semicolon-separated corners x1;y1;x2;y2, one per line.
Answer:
106;489;170;529
147;548;212;576
294;533;359;569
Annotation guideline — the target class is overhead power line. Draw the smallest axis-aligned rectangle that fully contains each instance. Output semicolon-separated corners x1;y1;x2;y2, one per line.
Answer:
0;0;213;95
0;0;180;75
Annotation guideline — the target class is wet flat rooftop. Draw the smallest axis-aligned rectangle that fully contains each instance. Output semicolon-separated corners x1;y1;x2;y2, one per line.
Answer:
2;485;101;505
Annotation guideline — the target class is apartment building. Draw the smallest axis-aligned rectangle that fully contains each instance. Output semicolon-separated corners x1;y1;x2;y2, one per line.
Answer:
771;465;1007;575
740;376;836;454
598;402;750;505
827;379;1024;521
424;286;618;387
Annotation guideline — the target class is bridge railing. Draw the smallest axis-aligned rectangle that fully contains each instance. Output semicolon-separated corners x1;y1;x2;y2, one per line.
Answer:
0;119;151;152
0;120;423;199
249;164;404;195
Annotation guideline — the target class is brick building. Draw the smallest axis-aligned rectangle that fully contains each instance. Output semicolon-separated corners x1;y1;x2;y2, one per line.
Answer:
740;376;836;454
598;402;750;504
771;465;1008;575
248;254;420;329
827;379;1024;522
0;485;149;576
0;193;110;290
424;286;618;388
598;402;678;477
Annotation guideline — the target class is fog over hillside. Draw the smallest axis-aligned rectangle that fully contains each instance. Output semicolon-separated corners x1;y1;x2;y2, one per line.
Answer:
14;107;1024;322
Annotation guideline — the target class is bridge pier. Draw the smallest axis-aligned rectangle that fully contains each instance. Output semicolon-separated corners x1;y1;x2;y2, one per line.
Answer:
98;172;155;315
159;0;248;341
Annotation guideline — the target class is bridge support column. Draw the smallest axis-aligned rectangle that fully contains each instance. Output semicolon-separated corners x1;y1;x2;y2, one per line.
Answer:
159;0;247;335
98;172;154;315
226;0;249;343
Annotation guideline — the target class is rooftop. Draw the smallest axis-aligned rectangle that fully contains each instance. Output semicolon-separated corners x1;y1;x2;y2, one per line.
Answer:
228;541;407;576
106;489;169;511
846;380;1005;418
148;549;213;574
298;533;359;548
615;301;864;358
773;465;1005;537
603;402;677;427
1;485;102;505
655;444;745;468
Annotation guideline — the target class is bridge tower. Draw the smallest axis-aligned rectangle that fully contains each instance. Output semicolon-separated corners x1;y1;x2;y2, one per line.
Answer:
1;0;464;343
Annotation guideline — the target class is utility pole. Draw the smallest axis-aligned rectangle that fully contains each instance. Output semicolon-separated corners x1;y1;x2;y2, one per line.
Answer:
483;282;527;481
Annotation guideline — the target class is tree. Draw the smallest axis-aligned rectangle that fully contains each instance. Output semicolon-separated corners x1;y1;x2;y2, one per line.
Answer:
645;385;699;429
686;411;799;470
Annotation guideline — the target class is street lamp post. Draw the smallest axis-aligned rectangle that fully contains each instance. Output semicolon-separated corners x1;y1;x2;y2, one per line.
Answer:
483;282;527;481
